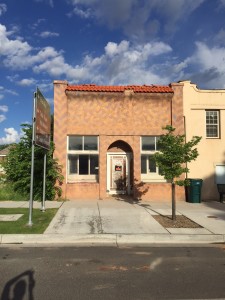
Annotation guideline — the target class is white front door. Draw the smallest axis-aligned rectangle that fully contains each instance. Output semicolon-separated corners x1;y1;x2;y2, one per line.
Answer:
107;153;131;194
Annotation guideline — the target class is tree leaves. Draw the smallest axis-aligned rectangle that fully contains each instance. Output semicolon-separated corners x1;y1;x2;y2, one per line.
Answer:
3;123;63;200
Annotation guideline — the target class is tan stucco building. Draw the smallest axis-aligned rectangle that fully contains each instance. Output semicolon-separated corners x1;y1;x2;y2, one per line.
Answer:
54;80;185;201
181;80;225;201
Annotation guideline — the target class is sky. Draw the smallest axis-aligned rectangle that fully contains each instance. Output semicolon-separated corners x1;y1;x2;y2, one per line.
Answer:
0;0;225;144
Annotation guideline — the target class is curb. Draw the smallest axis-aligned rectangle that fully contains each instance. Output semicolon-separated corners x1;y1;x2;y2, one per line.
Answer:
0;234;224;246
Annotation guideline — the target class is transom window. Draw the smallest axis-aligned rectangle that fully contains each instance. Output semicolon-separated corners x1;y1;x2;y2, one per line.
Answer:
69;136;98;151
141;136;164;182
67;136;99;182
206;110;220;138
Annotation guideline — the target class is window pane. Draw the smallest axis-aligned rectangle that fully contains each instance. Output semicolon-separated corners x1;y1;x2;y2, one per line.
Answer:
149;156;156;173
79;155;89;174
156;136;161;151
141;155;147;174
206;125;218;137
68;155;78;174
142;136;155;151
90;155;99;174
84;136;98;150
69;136;82;150
206;111;218;124
206;111;219;137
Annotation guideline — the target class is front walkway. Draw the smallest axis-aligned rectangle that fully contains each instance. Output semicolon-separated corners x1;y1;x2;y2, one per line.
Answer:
1;199;225;245
45;198;225;235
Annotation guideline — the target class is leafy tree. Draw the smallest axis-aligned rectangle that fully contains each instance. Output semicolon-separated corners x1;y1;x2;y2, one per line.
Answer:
0;144;9;151
3;124;63;200
154;125;201;220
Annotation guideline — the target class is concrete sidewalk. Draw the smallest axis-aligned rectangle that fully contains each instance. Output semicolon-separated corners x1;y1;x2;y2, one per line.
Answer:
0;199;225;245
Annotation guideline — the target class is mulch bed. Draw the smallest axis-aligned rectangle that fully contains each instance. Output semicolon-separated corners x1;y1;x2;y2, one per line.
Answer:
153;215;202;228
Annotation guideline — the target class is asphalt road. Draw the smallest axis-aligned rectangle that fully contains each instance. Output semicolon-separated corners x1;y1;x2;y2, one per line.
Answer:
1;244;225;300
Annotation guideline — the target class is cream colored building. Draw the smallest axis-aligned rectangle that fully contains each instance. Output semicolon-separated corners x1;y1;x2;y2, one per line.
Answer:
181;80;225;201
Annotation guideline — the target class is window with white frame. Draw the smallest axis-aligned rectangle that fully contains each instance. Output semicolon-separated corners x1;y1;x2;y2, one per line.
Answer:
141;136;164;182
67;136;99;182
206;110;220;138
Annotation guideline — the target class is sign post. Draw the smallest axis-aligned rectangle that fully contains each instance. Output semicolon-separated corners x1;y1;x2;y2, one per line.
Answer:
28;88;51;225
28;93;36;226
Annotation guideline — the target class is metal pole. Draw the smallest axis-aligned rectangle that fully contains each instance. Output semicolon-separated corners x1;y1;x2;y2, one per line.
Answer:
41;152;47;212
28;92;36;226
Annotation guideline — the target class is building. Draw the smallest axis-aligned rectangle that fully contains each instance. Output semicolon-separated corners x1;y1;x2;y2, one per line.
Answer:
54;80;185;201
181;80;225;201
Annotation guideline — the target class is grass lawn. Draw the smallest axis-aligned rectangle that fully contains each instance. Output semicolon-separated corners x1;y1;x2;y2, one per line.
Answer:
0;208;58;234
0;183;28;201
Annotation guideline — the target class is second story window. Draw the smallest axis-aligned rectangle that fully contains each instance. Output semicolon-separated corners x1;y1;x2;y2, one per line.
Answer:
206;110;220;138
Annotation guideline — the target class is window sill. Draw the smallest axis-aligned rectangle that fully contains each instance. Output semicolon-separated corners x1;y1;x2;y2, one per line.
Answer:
67;180;98;184
141;175;166;183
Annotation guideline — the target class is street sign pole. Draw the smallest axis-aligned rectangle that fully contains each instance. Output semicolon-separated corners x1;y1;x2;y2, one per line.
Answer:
41;152;47;212
28;92;36;226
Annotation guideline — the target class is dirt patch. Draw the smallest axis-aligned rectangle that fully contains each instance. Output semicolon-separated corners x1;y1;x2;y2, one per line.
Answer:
153;215;202;228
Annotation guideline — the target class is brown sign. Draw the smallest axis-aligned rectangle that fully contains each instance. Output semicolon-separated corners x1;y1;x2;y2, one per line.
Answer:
35;88;51;150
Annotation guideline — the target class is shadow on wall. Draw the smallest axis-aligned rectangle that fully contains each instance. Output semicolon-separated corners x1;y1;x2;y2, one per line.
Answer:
110;177;149;204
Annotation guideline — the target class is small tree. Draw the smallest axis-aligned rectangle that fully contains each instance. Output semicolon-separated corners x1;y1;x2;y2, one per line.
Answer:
154;125;201;220
3;123;63;200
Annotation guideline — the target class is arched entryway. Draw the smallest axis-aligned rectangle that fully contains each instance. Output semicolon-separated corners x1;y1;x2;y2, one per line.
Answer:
106;140;133;195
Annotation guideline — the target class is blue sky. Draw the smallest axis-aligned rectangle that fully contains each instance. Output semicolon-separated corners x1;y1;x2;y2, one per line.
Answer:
1;0;225;144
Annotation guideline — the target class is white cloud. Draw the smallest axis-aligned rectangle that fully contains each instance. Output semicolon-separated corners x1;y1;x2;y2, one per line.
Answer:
33;39;172;84
17;78;36;86
0;21;184;86
0;3;7;16
34;0;54;8
0;105;8;113
69;7;92;18
0;24;32;64
186;42;225;88
214;28;225;45
191;42;225;72
0;128;21;144
39;31;59;38
67;0;205;39
0;115;6;123
0;24;60;70
218;0;225;9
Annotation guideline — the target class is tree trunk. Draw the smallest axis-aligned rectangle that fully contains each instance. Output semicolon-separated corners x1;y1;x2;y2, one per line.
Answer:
171;181;176;220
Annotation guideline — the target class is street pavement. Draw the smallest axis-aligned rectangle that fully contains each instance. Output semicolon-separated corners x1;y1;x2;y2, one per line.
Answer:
0;198;225;245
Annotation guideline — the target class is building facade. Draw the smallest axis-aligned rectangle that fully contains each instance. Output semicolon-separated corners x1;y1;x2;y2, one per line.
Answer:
181;80;225;201
54;80;185;201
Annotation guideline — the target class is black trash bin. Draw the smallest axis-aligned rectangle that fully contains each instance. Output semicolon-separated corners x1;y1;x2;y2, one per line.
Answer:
186;179;203;203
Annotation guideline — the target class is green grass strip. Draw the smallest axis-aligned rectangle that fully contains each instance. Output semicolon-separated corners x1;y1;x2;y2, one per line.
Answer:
0;208;58;234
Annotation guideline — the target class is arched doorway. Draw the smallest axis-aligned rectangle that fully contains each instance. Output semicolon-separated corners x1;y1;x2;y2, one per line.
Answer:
106;140;133;195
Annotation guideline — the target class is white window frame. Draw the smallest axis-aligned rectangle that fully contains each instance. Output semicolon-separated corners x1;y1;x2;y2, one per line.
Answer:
140;136;165;182
206;110;220;138
67;136;99;182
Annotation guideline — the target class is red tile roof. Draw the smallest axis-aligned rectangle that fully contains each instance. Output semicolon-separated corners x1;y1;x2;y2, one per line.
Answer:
66;84;173;93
